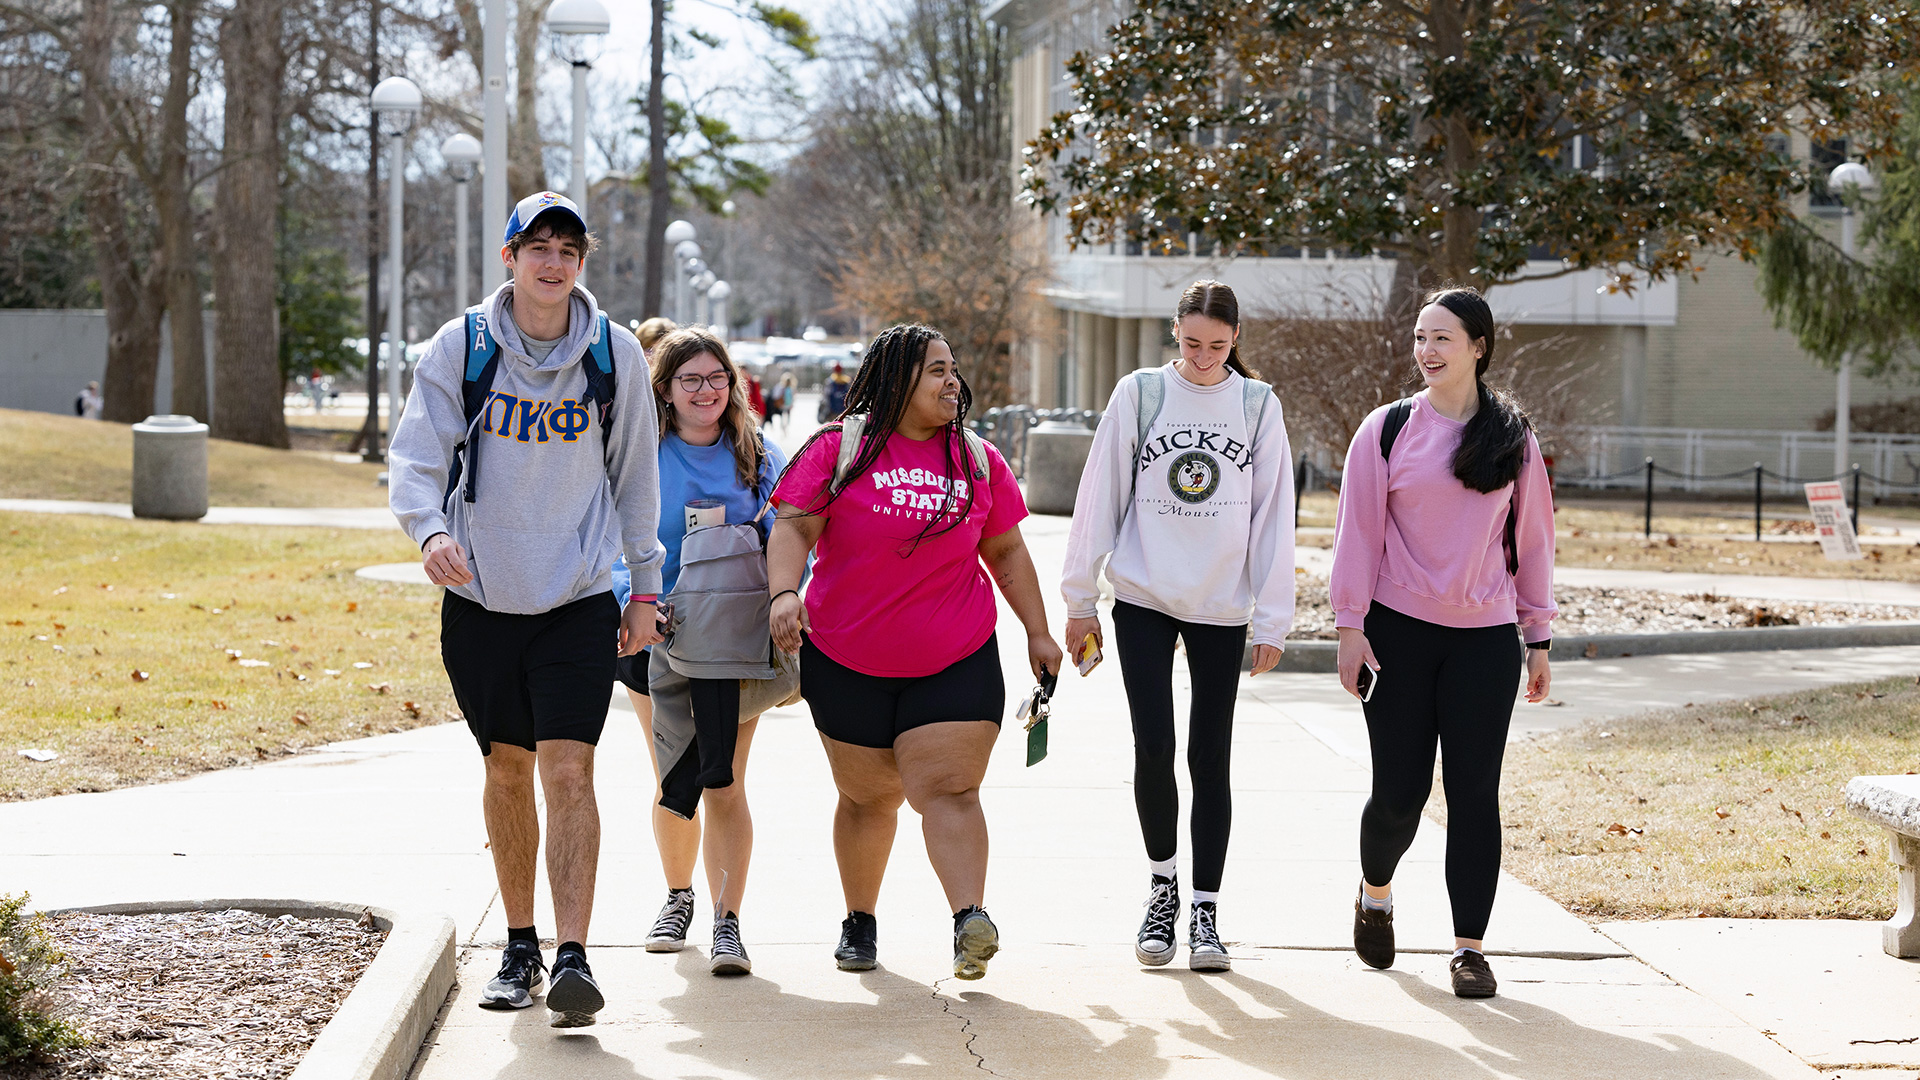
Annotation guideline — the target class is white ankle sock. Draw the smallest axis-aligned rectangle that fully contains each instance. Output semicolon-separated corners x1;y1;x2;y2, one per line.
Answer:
1149;857;1178;880
1360;889;1392;913
1192;890;1219;906
1452;946;1482;958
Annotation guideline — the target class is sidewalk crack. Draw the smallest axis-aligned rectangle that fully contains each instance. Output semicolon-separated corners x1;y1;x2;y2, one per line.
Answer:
932;977;1003;1076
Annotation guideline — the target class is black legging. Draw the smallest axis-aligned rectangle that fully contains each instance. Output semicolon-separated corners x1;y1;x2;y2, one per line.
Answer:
1112;600;1247;894
1357;602;1522;941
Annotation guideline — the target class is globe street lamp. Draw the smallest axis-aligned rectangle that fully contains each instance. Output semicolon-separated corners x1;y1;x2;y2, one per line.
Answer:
691;269;715;326
371;75;422;440
546;0;609;271
1828;160;1878;477
707;280;732;341
673;239;701;324
441;132;482;314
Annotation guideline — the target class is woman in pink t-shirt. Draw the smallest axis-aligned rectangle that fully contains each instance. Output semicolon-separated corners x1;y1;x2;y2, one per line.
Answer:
767;324;1063;981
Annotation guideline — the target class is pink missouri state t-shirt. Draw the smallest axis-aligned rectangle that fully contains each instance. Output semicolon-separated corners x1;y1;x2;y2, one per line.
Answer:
773;426;1028;677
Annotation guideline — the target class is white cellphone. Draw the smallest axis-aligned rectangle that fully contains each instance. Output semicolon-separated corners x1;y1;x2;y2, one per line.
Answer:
1356;664;1380;703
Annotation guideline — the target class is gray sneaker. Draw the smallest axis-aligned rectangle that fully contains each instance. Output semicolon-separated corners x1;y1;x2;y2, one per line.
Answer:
952;906;999;981
546;950;605;1028
710;912;751;975
476;940;544;1010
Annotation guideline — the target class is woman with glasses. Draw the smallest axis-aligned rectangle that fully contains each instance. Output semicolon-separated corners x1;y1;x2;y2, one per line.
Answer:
627;326;787;975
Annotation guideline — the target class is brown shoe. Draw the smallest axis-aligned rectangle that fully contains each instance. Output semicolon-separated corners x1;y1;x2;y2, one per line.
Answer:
1353;898;1394;969
1450;950;1497;998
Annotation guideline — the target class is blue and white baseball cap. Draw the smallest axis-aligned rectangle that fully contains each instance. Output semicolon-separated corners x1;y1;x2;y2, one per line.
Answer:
503;190;588;245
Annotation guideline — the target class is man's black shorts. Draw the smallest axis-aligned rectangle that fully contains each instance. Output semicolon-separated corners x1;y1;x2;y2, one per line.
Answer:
441;590;619;755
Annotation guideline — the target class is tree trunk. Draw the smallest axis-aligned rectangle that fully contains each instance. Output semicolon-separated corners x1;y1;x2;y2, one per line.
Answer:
642;0;668;317
508;0;547;201
81;0;162;424
159;0;207;421
211;0;288;448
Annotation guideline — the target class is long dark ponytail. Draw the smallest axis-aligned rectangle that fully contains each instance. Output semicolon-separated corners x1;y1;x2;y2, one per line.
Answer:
782;323;977;546
1422;287;1531;493
1174;280;1253;379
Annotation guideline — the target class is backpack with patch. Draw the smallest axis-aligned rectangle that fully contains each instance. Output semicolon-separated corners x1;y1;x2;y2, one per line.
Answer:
441;308;615;509
1378;397;1518;576
831;414;990;493
1129;369;1273;502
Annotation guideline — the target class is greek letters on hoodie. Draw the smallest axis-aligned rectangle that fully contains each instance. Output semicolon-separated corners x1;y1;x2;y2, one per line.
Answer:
387;281;666;614
1061;364;1297;647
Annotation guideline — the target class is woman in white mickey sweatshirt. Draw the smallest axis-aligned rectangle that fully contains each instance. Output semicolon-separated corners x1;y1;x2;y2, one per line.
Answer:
1061;280;1296;973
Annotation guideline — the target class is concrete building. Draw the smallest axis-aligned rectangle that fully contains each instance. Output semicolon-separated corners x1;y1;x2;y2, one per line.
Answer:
988;0;1920;459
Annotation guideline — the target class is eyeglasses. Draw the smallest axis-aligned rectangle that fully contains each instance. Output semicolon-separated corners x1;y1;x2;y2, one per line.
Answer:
674;371;733;392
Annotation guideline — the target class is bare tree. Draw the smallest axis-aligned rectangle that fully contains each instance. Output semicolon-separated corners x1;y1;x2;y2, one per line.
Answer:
767;0;1043;408
156;0;205;419
210;0;286;447
1241;281;1592;464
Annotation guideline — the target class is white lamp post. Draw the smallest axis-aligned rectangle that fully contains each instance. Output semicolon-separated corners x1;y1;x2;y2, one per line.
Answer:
1828;160;1878;477
371;75;422;433
546;0;609;223
484;0;506;285
441;132;482;314
707;280;731;341
691;269;715;326
672;238;701;323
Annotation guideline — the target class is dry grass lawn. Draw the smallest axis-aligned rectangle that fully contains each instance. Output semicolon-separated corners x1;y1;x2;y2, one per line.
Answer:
0;407;389;506
1463;675;1920;920
0;511;456;801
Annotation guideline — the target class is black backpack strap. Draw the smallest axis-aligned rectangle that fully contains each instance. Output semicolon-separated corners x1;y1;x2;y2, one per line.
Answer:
1378;398;1414;461
445;310;501;508
1504;500;1518;576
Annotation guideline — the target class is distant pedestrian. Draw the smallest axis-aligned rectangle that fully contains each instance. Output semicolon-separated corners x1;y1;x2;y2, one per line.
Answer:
767;323;1062;979
776;371;797;434
307;368;328;412
75;381;101;420
387;190;665;1029
821;363;851;421
1060;279;1295;973
1331;285;1556;1000
636;317;677;353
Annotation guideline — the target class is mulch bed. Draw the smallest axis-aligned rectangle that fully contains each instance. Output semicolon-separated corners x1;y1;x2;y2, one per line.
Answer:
1289;578;1920;640
21;909;384;1079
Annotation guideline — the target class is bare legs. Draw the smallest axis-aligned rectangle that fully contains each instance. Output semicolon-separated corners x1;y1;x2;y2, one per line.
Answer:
819;720;998;913
632;687;759;914
482;739;599;944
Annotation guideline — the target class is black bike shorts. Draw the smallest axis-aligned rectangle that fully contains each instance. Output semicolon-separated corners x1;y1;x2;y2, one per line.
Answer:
801;634;1004;749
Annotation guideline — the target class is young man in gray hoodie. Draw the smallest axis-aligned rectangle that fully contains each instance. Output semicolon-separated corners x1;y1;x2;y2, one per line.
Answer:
388;190;665;1028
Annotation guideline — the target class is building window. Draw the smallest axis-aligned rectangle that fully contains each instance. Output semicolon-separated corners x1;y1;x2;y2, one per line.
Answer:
1810;138;1849;213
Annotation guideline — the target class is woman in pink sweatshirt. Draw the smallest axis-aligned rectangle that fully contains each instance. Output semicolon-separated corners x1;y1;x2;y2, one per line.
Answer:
1330;286;1555;1000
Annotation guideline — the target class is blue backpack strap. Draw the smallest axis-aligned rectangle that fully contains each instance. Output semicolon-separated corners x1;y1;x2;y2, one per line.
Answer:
581;314;616;440
444;310;501;508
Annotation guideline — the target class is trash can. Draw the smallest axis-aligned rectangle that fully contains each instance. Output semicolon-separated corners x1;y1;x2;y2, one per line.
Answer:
131;414;209;520
1023;420;1096;515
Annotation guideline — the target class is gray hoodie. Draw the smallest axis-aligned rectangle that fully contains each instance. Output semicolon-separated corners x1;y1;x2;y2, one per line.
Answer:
388;281;664;614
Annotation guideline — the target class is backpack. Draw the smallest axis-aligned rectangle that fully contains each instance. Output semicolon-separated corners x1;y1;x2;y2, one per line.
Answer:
1379;397;1518;576
831;413;990;494
661;439;797;687
441;308;614;508
1129;369;1273;502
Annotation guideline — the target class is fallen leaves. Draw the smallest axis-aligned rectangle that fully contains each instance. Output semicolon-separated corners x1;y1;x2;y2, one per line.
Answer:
17;748;59;762
1714;807;1732;820
275;613;297;622
129;669;149;682
401;701;421;718
366;682;391;695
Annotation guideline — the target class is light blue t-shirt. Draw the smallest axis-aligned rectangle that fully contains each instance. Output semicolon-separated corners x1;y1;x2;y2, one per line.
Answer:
612;431;787;604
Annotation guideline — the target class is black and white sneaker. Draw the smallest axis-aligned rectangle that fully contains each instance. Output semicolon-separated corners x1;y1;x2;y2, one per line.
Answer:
646;888;695;953
1188;901;1230;972
952;906;999;981
710;912;751;975
1136;875;1179;966
477;940;544;1010
546;950;605;1028
834;911;878;971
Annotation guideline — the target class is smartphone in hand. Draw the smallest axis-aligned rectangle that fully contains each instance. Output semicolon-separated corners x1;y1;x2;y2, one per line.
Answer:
1355;663;1379;703
1074;632;1103;677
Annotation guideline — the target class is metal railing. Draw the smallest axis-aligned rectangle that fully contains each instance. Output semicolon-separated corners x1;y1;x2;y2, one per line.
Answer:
972;405;1101;478
1561;425;1920;499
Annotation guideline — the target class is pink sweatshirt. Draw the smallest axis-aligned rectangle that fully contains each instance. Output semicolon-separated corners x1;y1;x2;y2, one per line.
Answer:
1331;393;1556;642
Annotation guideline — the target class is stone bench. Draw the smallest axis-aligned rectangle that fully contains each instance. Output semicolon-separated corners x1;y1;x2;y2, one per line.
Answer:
1845;775;1920;957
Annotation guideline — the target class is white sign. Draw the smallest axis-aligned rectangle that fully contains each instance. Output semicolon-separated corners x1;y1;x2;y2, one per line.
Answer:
1804;481;1863;560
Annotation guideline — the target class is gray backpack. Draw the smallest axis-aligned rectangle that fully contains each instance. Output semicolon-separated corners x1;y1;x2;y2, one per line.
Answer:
660;447;794;683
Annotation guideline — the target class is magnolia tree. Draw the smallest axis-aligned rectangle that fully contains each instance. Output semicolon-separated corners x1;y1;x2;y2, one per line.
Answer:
1024;0;1915;299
